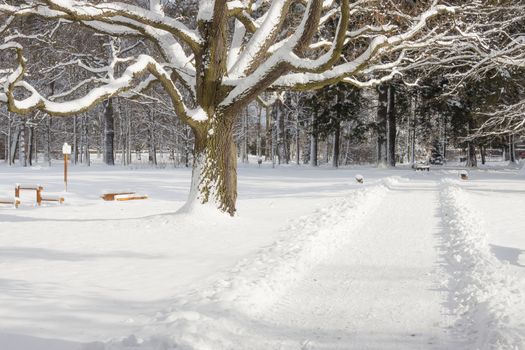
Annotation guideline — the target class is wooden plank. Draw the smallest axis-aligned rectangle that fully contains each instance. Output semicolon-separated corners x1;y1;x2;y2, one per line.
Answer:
41;196;64;204
101;192;135;201
0;198;20;208
115;194;149;201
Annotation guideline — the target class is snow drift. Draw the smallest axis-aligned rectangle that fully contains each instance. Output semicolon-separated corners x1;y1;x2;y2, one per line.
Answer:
440;180;524;350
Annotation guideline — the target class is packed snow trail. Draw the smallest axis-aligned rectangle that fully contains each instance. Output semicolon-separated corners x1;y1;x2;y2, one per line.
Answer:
257;177;456;349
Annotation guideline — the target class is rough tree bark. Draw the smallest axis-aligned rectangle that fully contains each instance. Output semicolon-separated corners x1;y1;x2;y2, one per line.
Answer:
376;85;388;167
103;98;115;166
309;109;318;167
466;121;477;167
386;84;396;167
332;122;341;168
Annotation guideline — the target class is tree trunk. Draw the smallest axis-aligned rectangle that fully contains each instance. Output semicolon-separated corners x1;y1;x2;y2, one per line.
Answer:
386;84;396;167
256;104;262;160
309;108;318;167
509;134;516;163
28;126;34;166
503;145;509;161
10;126;19;165
72;115;78;165
187;115;237;216
466;142;477;167
466;121;477;167
481;145;486;165
376;85;388;167
6;116;11;165
332;122;341;168
19;124;27;167
265;105;272;161
103;98;115;165
83;115;90;166
295;111;300;165
409;93;418;167
45;116;52;166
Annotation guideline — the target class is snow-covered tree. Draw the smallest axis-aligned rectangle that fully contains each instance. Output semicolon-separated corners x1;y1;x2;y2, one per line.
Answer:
1;0;463;214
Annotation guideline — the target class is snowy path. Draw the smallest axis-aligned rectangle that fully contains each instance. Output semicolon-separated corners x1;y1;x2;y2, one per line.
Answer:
257;178;456;349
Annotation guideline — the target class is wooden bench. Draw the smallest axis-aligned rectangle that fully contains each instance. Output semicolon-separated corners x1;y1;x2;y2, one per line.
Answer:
101;192;136;201
41;194;65;204
115;194;148;201
15;183;44;206
415;164;430;171
0;197;20;208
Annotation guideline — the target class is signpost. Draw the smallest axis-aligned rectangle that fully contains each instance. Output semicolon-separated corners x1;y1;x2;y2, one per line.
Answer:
62;143;72;191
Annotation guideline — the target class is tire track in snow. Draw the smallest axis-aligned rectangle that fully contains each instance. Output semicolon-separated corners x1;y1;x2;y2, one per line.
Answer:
250;178;456;350
439;180;525;350
106;179;392;350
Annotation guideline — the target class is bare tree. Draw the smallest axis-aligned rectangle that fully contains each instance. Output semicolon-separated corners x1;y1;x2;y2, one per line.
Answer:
1;0;464;214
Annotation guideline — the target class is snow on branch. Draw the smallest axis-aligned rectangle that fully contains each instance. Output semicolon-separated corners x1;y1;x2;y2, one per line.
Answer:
219;2;456;112
473;100;525;138
3;43;202;125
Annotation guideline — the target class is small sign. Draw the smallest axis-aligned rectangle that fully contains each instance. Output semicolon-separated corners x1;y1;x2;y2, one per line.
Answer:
62;142;72;155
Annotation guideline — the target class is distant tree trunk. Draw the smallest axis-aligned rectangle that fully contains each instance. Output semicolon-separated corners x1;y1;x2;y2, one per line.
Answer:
83;115;90;166
271;110;277;168
332;122;341;168
28;126;34;166
149;130;157;165
274;101;282;164
148;110;157;166
6;116;11;165
480;146;486;165
79;117;84;164
241;108;249;163
309;110;318;167
376;85;388;167
19;124;27;167
409;94;417;166
295;111;300;165
72;116;78;164
509;134;516;163
103;98;115;165
256;105;262;160
10;125;20;165
502;145;509;161
466;121;477;167
45;116;52;166
265;105;272;161
325;137;330;164
386;84;396;167
466;142;477;167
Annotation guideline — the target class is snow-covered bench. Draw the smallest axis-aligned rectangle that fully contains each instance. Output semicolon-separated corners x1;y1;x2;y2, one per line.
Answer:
415;164;430;171
101;192;136;201
459;170;468;180
15;183;44;205
0;197;20;208
355;174;364;183
114;194;148;201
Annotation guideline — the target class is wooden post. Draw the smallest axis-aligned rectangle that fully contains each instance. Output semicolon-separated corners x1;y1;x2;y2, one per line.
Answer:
36;186;43;206
62;142;71;192
64;153;68;192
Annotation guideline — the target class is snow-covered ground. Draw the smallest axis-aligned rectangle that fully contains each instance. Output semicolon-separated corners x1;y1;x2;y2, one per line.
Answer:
0;161;524;350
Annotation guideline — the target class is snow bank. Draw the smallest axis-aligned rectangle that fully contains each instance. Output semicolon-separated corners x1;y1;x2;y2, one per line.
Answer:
440;180;524;350
202;179;390;314
106;180;391;350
